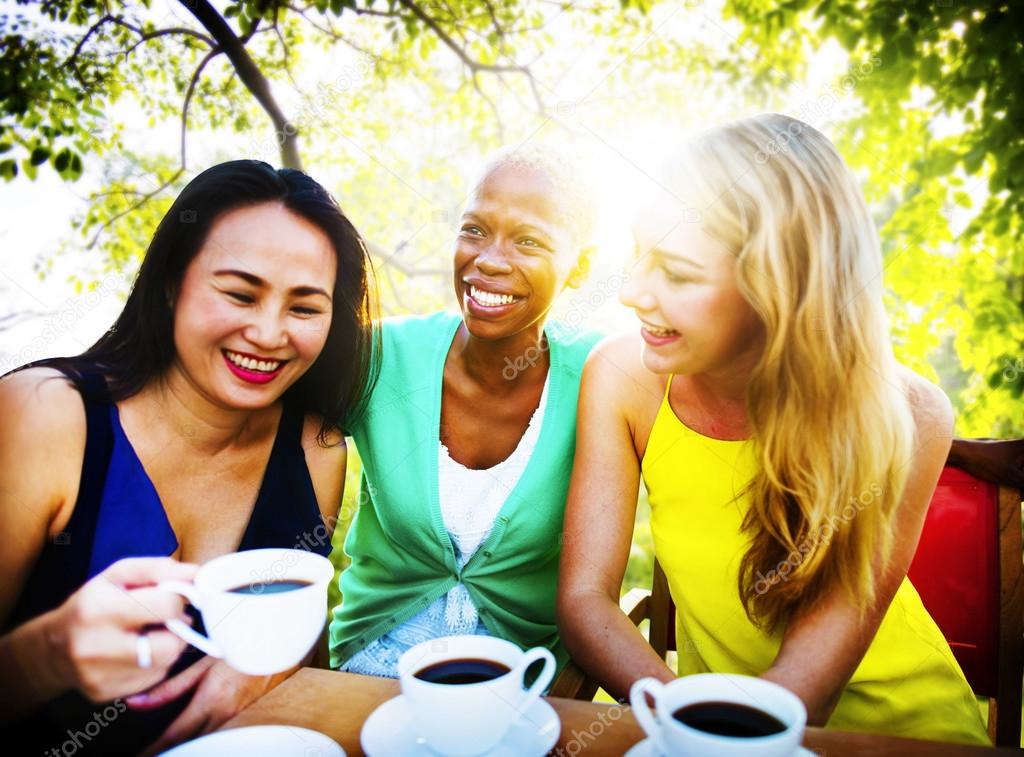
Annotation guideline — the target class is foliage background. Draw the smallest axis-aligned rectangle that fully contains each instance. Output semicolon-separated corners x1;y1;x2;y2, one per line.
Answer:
1;0;1021;634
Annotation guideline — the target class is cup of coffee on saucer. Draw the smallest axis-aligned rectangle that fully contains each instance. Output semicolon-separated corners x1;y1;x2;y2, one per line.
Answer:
157;547;335;675
629;673;807;757
395;635;557;756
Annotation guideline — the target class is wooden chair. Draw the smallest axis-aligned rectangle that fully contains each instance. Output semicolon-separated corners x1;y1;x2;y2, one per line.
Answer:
550;438;1024;747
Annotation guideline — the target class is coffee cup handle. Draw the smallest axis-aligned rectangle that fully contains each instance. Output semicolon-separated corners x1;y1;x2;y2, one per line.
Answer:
157;580;225;660
512;647;556;714
629;677;665;743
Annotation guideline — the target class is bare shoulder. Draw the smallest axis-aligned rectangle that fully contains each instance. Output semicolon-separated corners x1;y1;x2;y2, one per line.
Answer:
0;367;88;531
894;366;955;500
0;367;87;445
896;365;954;441
300;414;346;520
583;331;666;411
581;332;667;455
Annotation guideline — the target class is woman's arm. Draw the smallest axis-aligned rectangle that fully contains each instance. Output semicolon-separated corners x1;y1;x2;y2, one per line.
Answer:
0;370;196;721
761;374;954;725
557;336;675;701
302;416;348;544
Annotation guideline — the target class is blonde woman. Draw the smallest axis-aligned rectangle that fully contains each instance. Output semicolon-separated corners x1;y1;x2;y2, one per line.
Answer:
557;114;989;744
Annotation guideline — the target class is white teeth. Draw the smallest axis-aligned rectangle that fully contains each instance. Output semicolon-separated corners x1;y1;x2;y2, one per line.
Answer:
644;325;677;337
470;285;518;307
225;351;281;373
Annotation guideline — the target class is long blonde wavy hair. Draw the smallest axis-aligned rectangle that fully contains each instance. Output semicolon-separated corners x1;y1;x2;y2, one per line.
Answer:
672;114;916;630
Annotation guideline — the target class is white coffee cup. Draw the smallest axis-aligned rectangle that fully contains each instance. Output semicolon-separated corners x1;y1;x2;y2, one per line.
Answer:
397;635;557;756
629;674;806;757
157;548;334;675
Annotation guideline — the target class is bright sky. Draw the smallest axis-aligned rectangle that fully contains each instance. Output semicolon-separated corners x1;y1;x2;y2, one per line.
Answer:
0;0;857;371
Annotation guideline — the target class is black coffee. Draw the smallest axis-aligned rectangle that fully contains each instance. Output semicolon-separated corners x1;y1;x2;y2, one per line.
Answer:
672;701;787;738
227;579;313;595
414;658;511;685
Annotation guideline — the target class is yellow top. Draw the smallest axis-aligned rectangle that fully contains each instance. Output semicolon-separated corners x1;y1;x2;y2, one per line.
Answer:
642;376;989;745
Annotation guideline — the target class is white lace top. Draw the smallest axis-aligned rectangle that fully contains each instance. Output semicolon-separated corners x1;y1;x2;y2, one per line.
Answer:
340;379;550;678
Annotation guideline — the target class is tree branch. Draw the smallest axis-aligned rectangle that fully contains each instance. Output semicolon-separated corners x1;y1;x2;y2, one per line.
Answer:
85;168;185;250
364;240;448;278
272;15;300;90
68;14;216;81
67;14;114;85
481;0;506;35
122;26;216;58
395;0;548;113
471;73;506;142
104;16;216;53
177;0;302;169
181;48;223;169
288;3;399;66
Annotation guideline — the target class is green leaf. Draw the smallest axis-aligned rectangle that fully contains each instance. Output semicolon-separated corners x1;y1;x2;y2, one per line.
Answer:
963;144;987;174
30;146;49;165
0;159;17;180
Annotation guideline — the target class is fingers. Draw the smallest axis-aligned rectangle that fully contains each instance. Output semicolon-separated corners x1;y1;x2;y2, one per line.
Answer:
103;586;192;628
126;657;215;710
75;630;187;703
136;629;190;673
101;557;200;589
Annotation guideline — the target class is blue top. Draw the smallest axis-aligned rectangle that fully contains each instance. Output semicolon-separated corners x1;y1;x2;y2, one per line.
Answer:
87;404;179;577
3;371;331;755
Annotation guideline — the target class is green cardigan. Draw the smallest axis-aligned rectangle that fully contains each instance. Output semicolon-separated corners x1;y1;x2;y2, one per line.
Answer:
329;311;601;669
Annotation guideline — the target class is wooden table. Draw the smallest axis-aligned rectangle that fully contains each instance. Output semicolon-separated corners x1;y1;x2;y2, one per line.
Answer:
222;669;1014;755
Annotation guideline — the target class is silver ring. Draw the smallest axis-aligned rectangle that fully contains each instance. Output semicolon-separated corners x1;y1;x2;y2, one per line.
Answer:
136;632;153;669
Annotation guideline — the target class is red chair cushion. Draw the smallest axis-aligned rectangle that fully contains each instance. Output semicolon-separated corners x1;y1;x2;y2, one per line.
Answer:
907;465;1000;697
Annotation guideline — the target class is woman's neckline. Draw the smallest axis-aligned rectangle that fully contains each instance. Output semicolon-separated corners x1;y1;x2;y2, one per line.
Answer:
440;375;550;473
663;374;751;444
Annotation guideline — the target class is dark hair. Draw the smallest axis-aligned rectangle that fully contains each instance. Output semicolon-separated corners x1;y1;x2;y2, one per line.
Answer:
20;159;379;440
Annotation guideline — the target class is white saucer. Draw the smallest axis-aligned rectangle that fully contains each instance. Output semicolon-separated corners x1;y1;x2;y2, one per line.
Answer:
360;694;560;756
623;738;816;756
158;725;345;756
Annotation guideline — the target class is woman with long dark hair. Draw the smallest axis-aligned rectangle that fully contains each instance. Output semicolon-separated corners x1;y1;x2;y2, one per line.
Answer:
0;160;378;754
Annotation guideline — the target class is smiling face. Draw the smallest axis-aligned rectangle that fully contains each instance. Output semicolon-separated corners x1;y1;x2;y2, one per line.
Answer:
621;193;763;379
169;201;337;410
453;164;583;340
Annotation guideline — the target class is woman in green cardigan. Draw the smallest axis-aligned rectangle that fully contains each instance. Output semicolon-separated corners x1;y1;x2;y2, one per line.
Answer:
329;146;603;675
